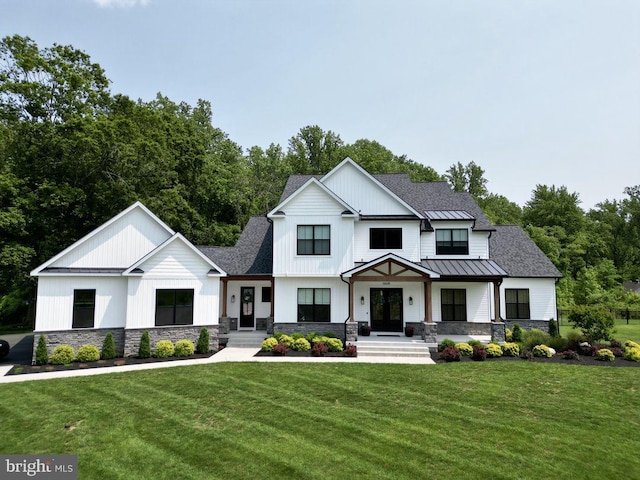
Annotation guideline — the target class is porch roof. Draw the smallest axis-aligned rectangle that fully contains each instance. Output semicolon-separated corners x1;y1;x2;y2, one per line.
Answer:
342;253;441;279
420;259;507;278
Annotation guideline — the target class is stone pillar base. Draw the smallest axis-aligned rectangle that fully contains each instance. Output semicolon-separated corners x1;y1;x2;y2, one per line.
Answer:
422;322;437;344
491;322;506;343
345;322;357;343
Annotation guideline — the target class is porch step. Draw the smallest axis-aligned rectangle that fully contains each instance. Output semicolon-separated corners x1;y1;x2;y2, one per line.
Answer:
224;331;268;348
356;340;432;359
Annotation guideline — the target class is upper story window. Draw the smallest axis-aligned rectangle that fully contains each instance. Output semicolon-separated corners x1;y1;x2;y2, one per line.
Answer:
436;229;469;255
370;228;402;249
297;225;330;255
72;289;95;328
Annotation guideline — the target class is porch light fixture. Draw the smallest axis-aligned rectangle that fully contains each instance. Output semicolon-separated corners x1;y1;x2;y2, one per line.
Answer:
360;296;365;305
409;296;413;305
231;294;236;303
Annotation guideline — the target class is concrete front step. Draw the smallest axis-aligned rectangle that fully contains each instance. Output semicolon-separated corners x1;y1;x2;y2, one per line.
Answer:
357;340;431;359
223;331;268;348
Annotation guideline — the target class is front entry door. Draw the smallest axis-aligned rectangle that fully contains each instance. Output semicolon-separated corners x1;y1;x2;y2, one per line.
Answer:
239;287;255;329
370;288;403;332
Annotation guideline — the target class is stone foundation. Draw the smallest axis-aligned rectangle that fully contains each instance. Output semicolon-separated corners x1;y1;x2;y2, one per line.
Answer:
503;319;550;333
256;317;268;331
404;321;425;338
345;322;357;343
33;325;219;363
436;321;493;336
273;322;348;342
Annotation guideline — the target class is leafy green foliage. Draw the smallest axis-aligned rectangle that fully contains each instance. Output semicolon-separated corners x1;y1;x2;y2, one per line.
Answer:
511;324;523;342
568;305;616;343
50;345;74;365
485;343;503;358
532;345;552;358
196;328;210;354
175;339;195;357
138;331;151;359
291;338;311;352
501;342;520;357
521;328;552;350
261;337;278;352
35;335;48;365
454;342;472;356
438;338;456;352
76;344;100;362
101;332;116;360
154;340;175;359
624;346;640;362
325;338;343;352
595;348;615;362
548;318;559;337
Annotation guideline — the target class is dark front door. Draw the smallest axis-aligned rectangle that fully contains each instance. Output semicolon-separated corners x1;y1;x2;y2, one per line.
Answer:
239;287;255;328
370;288;403;332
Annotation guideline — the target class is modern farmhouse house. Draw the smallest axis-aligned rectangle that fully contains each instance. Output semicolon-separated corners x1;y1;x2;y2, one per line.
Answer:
31;158;561;360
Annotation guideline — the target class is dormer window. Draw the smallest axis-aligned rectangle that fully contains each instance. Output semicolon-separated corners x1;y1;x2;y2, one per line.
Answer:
297;225;330;255
436;229;469;255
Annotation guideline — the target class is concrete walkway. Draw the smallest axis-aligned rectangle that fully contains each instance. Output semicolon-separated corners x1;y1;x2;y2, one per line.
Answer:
0;346;435;384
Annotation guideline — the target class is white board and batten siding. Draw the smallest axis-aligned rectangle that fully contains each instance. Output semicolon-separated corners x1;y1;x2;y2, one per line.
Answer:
125;239;221;329
431;282;491;323
421;221;490;259
34;277;127;332
224;280;272;320
354;221;421;263
353;282;425;324
50;207;171;269
274;277;348;323
500;278;558;321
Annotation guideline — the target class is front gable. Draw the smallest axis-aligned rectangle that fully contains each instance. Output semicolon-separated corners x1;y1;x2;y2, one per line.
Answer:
32;202;174;275
268;178;356;217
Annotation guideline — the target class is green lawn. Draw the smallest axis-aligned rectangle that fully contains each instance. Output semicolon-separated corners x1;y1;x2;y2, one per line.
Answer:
1;362;639;479
560;319;640;343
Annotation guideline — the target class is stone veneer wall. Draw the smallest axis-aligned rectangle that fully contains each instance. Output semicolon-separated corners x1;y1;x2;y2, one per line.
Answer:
422;322;437;343
273;322;348;342
436;322;493;336
255;318;268;331
32;328;125;365
503;319;550;333
491;322;506;342
123;325;219;357
32;325;219;363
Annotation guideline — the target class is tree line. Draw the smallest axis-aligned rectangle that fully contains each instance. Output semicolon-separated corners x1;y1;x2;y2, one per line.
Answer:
1;35;638;325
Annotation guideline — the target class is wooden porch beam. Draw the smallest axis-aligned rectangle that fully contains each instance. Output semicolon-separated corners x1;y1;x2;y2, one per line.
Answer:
493;281;502;321
221;278;228;317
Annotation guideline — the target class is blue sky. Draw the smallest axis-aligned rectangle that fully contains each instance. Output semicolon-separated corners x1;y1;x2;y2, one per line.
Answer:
2;0;639;209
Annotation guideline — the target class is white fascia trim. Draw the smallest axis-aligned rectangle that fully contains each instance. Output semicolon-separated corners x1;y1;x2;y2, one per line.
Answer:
267;177;357;218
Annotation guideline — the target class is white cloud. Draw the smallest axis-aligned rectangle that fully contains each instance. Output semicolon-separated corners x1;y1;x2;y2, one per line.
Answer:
93;0;150;8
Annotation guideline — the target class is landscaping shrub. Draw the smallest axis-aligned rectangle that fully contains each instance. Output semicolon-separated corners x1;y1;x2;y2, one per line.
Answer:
624;340;640;350
610;347;624;357
454;342;472;356
196;328;210;354
546;335;568;352
501;342;520;357
532;345;552;358
76;344;100;362
155;340;175;358
291;332;304;340
440;346;461;362
624;347;640;362
101;332;116;360
311;335;330;345
175;339;195;357
595;348;615;362
139;331;151;359
511;323;523;342
345;344;357;356
467;339;483;347
323;332;338;338
560;349;579;360
278;334;294;347
273;332;284;341
471;345;486;361
273;342;289;355
326;338;344;352
505;328;513;342
438;338;456;352
565;331;585;352
609;339;623;349
548;318;559;337
485;343;503;358
311;342;327;356
568;304;615;343
50;345;75;365
35;335;48;366
305;332;318;343
522;328;551;350
291;338;311;352
261;337;278;352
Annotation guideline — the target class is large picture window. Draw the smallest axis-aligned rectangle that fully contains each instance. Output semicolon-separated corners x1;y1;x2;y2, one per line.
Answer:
72;289;95;328
298;288;331;322
441;289;467;321
297;225;330;255
506;289;530;319
155;289;194;326
370;228;402;249
436;229;469;255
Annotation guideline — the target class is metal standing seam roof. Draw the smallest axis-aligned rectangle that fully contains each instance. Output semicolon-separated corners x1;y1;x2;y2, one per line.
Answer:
41;267;127;274
420;259;507;277
424;210;475;221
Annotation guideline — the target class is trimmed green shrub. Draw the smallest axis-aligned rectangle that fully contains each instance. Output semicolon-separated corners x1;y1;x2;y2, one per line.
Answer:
522;328;552;350
261;337;278;352
311;335;330;345
101;332;116;360
568;304;615;343
50;345;75;365
76;344;100;362
546;335;568;352
624;346;640;362
35;335;48;366
196;328;210;354
468;339;483;347
505;328;513;342
595;348;615;362
501;342;520;357
326;338;344;352
175;339;195;357
548;318;559;337
624;340;640;350
305;332;318;343
454;342;473;356
138;331;151;359
291;332;304;340
155;340;175;358
291;338;311;352
323;332;338;338
486;343;503;358
511;323;523;342
273;332;284;341
438;338;456;352
532;344;552;358
278;334;294;347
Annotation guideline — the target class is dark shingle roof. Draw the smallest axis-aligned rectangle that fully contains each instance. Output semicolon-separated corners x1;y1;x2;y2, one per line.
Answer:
489;226;562;278
198;217;272;276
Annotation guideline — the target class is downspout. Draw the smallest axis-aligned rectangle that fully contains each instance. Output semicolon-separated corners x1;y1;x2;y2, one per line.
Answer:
340;273;352;341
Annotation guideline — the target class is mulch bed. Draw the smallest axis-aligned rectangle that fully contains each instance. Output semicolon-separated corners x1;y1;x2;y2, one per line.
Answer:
5;352;215;376
254;350;356;358
430;349;640;367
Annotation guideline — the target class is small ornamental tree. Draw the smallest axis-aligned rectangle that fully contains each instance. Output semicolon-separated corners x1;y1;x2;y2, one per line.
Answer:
568;305;615;343
511;323;523;342
101;332;116;360
138;331;151;359
196;328;210;354
35;335;48;365
548;318;559;337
